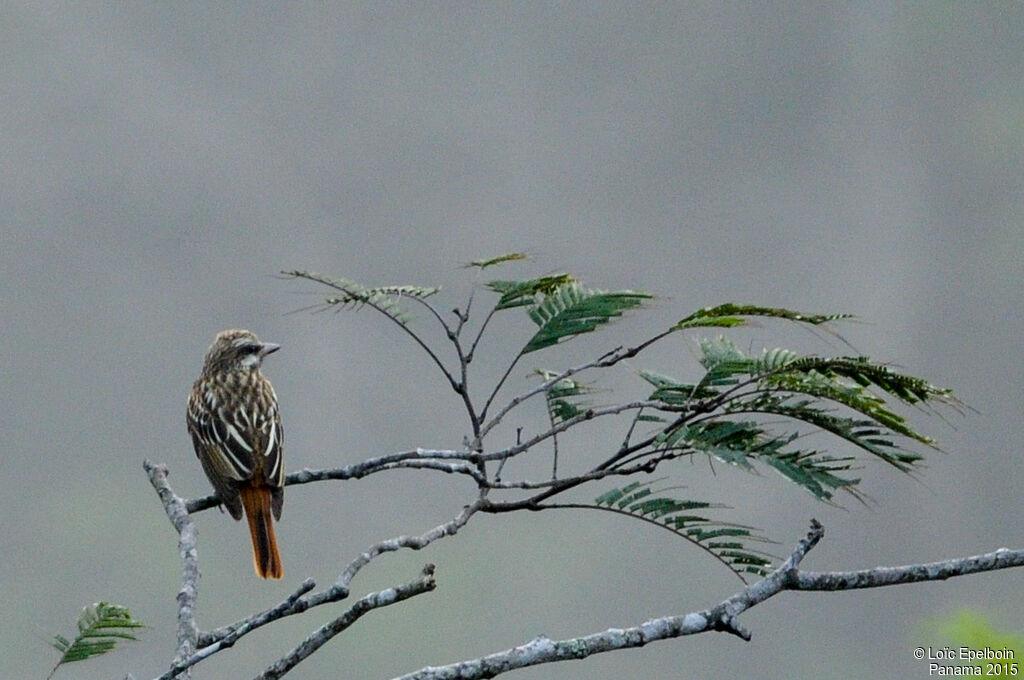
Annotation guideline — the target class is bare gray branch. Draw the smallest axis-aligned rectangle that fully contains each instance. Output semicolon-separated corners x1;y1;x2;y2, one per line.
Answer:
389;522;1024;680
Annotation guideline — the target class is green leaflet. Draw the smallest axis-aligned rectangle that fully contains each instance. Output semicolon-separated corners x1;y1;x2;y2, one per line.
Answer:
697;340;797;378
486;274;577;309
682;341;948;469
465;252;530;269
730;393;925;471
782;356;953;405
757;450;861;502
49;602;143;677
522;282;652;354
487;277;651;344
643;343;946;482
764;369;940;447
658;420;861;502
692;336;752;390
656;421;767;470
535;369;594;424
637;369;719;402
676;303;854;329
593;481;774;581
282;270;439;325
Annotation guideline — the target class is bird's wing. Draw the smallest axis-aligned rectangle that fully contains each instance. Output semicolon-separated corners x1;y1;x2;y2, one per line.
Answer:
188;392;257;480
252;378;284;489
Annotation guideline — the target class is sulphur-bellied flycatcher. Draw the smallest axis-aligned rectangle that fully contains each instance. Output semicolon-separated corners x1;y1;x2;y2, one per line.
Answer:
187;329;284;579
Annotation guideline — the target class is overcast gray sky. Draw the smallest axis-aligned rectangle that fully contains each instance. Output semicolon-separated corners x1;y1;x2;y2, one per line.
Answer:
3;3;1022;679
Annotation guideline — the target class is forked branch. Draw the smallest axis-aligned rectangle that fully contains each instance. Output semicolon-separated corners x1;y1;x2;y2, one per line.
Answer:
389;522;1024;680
133;261;996;680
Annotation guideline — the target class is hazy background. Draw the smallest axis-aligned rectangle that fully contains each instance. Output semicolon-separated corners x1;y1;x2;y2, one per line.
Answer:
3;3;1022;679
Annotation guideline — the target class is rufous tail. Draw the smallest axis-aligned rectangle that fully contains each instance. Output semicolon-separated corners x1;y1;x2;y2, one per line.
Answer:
239;486;283;579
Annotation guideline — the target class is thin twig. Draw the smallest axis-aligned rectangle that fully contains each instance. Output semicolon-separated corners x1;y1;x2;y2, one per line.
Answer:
198;580;317;648
283;271;462;395
187;449;474;513
328;499;484;595
481;459;677;490
479;346;529;429
259;565;437;680
478;347;623;439
477;326;678;438
482;400;662;463
158;581;318;680
447;297;483;440
466;305;498;362
794;547;1024;590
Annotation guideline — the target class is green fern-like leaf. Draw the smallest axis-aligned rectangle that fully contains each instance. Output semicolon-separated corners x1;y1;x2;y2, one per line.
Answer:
592;481;774;581
697;335;750;369
752;346;800;372
682;342;950;472
763;366;942;456
465;252;530;269
49;602;143;679
594;480;650;507
656;421;765;470
535;369;594;424
522;282;652;354
486;274;577;309
756;449;861;502
690;336;756;391
695;340;798;378
283;270;439;325
637;369;720;403
782;356;953;405
654;419;863;501
730;393;924;471
676;303;854;329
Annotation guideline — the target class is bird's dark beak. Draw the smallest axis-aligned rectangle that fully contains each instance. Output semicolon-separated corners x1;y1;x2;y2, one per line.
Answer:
259;342;281;357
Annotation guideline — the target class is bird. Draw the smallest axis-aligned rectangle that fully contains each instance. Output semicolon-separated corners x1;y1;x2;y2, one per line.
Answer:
187;329;284;579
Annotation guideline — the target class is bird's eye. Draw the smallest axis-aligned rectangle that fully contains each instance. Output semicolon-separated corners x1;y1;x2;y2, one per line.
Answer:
244;343;261;354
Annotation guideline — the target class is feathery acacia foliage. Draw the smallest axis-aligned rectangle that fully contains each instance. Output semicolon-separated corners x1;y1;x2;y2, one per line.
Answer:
465;253;530;269
486;274;577;309
589;480;775;577
129;255;978;680
535;369;593;425
520;281;653;353
282;270;439;325
48;602;143;679
676;303;855;329
287;255;957;582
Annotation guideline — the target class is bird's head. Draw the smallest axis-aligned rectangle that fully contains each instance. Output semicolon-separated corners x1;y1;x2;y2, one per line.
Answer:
202;329;280;374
